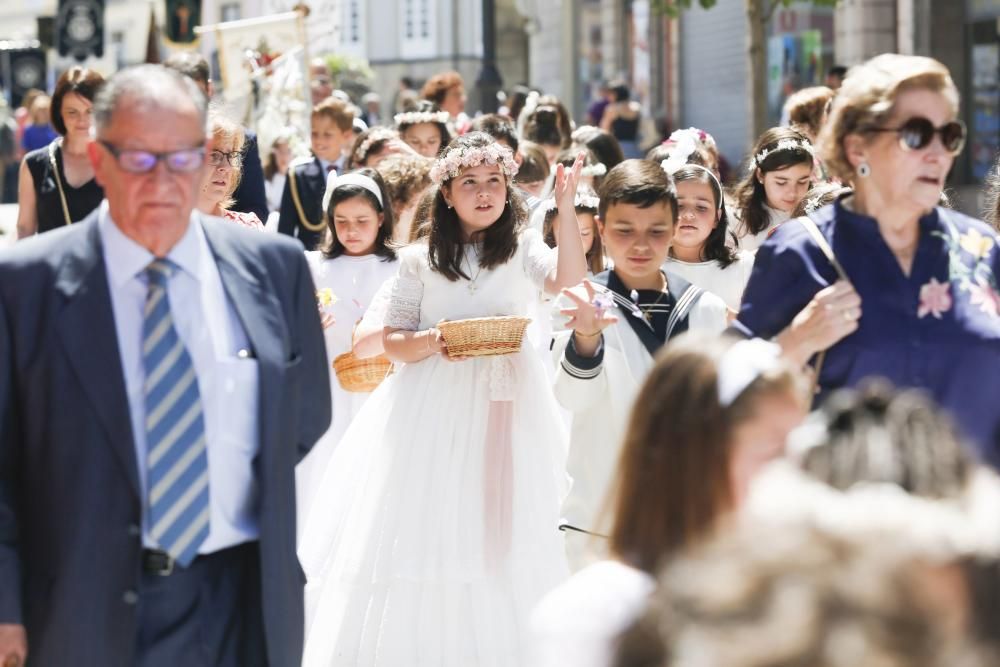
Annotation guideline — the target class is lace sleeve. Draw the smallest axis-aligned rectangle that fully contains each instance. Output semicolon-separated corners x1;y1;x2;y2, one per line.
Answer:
384;246;425;330
521;227;558;292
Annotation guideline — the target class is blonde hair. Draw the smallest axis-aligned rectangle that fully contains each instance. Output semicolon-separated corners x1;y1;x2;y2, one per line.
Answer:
785;85;835;140
208;111;246;210
818;54;959;183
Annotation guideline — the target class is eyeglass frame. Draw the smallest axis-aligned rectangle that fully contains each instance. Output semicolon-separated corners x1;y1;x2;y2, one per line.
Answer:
207;150;244;169
97;139;206;174
865;117;967;156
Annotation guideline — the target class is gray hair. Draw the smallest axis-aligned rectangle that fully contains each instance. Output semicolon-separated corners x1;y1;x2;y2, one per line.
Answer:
93;64;208;136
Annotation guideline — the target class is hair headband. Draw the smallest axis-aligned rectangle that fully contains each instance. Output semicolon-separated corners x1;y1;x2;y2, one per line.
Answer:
323;171;384;213
668;126;717;150
579;162;607;177
394;110;450;126
752;137;815;169
354;128;397;163
429;142;519;184
661;159;724;211
540;192;600;214
717;338;783;408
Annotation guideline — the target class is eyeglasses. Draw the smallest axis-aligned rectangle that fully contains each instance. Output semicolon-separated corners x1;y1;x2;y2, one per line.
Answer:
868;117;966;155
207;150;243;168
98;140;205;173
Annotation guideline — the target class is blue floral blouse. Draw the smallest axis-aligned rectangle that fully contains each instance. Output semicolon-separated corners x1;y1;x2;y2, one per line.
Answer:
735;196;1000;466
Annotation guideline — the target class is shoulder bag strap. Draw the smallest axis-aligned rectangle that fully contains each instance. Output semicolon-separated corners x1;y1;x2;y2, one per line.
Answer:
48;140;72;226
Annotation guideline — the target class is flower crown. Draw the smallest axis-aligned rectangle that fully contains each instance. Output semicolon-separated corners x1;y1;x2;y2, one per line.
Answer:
394;110;450;127
540;191;600;214
429;142;519;184
579;162;607;178
668;127;716;150
353;128;397;163
753;138;815;168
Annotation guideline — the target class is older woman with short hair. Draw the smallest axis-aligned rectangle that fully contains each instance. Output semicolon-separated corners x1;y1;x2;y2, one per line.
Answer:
196;111;263;229
736;54;1000;466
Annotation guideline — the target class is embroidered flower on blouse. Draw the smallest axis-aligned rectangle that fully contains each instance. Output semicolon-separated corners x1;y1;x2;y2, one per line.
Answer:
316;288;338;309
917;278;952;319
969;277;1000;318
960;228;995;260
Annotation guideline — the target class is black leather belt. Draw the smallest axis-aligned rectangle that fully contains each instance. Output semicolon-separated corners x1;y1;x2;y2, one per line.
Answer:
141;548;175;576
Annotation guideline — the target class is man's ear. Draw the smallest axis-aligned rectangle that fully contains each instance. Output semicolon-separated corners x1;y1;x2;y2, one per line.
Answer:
88;139;107;187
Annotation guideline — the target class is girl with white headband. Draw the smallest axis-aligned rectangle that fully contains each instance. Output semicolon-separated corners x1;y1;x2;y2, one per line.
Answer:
664;162;756;313
531;332;805;667
295;167;399;528
733;127;816;252
298;131;589;665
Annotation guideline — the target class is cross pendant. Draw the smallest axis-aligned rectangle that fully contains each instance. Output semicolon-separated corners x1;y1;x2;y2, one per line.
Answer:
468;282;477;294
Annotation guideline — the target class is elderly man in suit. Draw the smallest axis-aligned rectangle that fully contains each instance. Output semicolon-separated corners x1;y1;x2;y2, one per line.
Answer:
0;65;330;666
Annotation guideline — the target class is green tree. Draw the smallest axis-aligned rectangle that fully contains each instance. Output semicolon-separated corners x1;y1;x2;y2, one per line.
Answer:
655;0;838;139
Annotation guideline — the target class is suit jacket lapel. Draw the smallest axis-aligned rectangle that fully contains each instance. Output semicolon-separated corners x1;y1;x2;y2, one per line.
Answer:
55;217;140;498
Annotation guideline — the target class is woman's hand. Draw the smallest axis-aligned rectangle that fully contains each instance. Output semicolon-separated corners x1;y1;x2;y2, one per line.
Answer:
560;279;620;357
553;151;585;215
777;280;862;366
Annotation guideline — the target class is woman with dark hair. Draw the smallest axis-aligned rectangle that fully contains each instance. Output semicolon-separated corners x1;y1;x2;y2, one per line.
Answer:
731;126;815;251
600;81;643;159
522;94;574;164
532;332;805;667
664;164;755;313
296;166;398;525
736;54;1000;468
573;125;626;173
298;132;589;665
395;100;452;158
16;67;104;237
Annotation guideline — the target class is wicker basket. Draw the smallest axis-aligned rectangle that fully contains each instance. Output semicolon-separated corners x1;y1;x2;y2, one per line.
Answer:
333;351;393;392
436;316;531;357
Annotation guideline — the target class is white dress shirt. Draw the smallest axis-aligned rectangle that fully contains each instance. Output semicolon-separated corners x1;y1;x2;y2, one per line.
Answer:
99;202;262;553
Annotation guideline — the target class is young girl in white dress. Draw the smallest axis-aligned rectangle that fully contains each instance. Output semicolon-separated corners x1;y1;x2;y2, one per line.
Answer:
732;127;815;252
298;132;589;666
296;168;399;526
663;163;755;314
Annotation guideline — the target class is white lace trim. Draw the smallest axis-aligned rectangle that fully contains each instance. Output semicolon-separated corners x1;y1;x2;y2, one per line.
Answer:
484;357;517;401
385;276;423;330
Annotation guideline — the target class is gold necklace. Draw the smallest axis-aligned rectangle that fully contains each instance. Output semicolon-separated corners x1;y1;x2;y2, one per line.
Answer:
631;275;670;324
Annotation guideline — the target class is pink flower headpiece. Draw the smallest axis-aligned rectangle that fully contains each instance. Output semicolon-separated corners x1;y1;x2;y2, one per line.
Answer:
429;142;519;185
353;128;398;163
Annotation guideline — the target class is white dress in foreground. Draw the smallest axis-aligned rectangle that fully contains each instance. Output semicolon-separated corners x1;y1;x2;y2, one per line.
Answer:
299;228;571;666
296;251;399;527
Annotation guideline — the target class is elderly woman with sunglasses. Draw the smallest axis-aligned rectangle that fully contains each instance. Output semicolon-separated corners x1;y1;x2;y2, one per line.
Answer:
734;54;1000;466
196;111;263;230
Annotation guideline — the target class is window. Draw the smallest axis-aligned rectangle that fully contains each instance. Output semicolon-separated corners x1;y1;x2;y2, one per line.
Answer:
220;3;240;22
346;0;363;44
111;31;126;70
402;0;434;55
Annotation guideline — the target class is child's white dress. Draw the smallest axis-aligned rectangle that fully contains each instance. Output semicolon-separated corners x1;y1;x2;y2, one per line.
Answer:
299;228;571;666
296;251;400;527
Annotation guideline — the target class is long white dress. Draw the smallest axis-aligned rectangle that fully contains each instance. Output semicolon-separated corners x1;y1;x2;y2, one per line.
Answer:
299;228;571;666
296;251;400;527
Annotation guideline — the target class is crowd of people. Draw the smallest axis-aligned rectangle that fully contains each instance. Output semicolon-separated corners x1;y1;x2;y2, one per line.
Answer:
2;48;1000;667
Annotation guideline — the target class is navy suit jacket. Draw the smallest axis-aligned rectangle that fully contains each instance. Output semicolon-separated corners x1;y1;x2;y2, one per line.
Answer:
231;129;269;224
0;211;331;666
277;156;326;251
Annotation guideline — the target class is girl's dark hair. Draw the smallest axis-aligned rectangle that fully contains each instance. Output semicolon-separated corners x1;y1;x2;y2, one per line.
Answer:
471;113;519;154
515;141;550;184
572;125;626;172
542;191;604;274
397;100;451;157
791;182;853;218
506;85;531;122
610;80;631;102
428;132;526;281
671;166;738;268
556;145;606;190
523;95;572;149
346;127;398;170
597;159;677;223
733;127;814;237
645;142;712;170
322;167;396;261
262;138;286;181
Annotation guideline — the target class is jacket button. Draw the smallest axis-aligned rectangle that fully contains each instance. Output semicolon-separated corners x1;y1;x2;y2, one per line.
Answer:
123;590;139;605
128;524;141;537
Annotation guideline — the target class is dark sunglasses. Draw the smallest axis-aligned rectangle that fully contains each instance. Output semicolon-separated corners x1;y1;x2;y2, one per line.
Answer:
98;140;205;173
869;117;966;155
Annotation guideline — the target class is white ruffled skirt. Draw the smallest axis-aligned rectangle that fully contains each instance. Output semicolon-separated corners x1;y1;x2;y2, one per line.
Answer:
298;350;570;666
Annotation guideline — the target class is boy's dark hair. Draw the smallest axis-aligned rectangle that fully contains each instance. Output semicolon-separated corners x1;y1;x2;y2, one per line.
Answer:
470;113;519;154
428;132;527;281
597;159;677;223
322;167;396;261
514;141;550;184
671;165;737;268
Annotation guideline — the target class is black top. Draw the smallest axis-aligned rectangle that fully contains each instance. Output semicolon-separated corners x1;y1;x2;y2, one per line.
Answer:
610;115;640;141
277;156;328;251
25;141;104;233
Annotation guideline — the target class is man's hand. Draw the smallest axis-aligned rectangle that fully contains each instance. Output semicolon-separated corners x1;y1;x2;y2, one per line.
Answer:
0;624;26;667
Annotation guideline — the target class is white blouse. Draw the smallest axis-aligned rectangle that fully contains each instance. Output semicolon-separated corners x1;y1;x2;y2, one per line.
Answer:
736;204;790;253
665;250;756;312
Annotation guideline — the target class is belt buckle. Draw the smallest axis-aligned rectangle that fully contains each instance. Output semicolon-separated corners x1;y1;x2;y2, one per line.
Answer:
145;549;175;577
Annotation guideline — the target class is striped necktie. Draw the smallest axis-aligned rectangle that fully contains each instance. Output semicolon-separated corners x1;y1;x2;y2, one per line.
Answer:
143;259;210;567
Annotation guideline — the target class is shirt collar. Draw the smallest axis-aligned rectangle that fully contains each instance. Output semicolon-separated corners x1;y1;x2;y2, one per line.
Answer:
99;201;208;288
